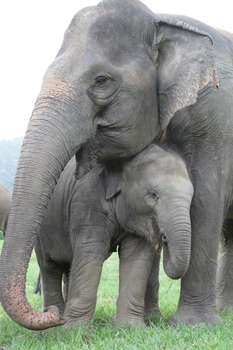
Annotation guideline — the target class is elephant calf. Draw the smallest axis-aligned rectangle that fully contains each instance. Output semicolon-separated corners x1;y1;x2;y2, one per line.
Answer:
35;143;193;328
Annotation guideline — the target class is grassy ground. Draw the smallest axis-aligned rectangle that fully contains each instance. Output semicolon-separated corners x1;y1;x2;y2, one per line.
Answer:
1;240;233;349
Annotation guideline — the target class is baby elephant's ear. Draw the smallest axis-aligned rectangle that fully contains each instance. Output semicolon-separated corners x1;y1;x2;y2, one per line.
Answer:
104;162;124;200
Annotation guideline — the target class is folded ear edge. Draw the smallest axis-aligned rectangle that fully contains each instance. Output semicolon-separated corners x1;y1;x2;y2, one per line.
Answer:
153;15;219;130
103;164;124;200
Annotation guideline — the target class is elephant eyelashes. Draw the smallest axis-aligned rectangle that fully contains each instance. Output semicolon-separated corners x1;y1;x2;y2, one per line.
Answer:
88;76;120;105
95;76;108;86
146;189;160;203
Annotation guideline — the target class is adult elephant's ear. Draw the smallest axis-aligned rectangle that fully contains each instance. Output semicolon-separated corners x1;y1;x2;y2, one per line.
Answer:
103;161;124;200
153;15;219;130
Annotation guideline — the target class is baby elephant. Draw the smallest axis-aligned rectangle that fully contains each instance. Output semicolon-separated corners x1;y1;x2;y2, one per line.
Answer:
35;143;194;327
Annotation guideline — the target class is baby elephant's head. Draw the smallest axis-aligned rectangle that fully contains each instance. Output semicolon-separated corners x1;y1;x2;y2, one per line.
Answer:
105;143;194;279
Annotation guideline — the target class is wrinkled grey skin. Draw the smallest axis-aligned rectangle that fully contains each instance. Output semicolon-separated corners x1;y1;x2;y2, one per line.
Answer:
216;203;233;312
0;184;11;236
0;0;232;329
35;144;193;328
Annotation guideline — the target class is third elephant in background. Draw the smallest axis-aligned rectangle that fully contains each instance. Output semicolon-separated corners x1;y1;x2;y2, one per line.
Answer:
35;143;193;328
0;184;11;236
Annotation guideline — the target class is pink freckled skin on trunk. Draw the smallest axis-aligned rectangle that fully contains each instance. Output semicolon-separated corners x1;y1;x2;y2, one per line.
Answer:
3;271;66;330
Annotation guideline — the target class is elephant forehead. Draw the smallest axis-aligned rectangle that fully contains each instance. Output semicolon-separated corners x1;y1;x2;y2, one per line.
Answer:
86;16;147;64
132;170;189;187
150;158;188;177
129;153;187;179
57;2;155;72
88;14;134;44
125;158;193;195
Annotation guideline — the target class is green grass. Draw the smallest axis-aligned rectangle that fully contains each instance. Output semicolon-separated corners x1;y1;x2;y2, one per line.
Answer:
0;231;4;240
1;241;233;349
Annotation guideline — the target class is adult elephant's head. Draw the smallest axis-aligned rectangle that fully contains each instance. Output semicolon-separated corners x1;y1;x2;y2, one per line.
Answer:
0;0;217;330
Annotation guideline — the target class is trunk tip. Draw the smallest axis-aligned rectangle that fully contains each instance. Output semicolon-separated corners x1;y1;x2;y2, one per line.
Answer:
41;305;67;329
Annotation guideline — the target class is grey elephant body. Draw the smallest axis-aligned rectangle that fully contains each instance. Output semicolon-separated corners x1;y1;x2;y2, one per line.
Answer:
1;0;233;329
216;200;233;311
0;184;11;235
35;143;193;327
162;18;233;324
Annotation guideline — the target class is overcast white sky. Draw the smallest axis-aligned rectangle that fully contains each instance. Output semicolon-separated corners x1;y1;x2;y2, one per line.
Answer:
1;0;233;140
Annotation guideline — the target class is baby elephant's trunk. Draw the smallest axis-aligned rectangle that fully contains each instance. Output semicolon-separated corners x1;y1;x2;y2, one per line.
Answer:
161;208;191;279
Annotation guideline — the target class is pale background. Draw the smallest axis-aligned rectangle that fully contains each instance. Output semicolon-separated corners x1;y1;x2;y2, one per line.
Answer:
1;0;232;140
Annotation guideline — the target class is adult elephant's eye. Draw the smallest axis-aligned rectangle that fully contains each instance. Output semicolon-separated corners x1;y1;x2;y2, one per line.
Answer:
95;76;108;86
88;73;119;105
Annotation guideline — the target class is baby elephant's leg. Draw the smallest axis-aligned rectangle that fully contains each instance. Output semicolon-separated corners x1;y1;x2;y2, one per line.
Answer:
64;234;110;327
40;264;65;316
35;244;65;316
144;251;161;318
115;234;155;327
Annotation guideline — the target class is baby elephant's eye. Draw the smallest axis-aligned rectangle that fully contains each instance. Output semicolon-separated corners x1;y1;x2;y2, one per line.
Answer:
147;189;159;202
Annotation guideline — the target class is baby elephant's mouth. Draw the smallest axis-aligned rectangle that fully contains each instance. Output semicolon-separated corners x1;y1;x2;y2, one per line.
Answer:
161;233;167;245
150;220;163;253
155;230;166;254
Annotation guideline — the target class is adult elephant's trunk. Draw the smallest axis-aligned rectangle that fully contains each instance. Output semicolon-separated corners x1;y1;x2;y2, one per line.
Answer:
0;81;94;329
161;206;191;280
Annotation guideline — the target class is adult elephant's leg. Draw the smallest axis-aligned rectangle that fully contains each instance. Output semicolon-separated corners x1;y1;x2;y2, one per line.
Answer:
170;176;224;325
144;251;161;318
115;235;155;327
216;218;233;311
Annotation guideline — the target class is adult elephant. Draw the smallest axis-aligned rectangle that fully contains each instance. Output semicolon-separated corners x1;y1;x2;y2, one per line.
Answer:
0;184;11;236
0;0;232;330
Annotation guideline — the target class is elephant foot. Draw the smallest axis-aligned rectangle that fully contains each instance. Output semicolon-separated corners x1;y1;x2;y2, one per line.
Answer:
44;304;65;317
144;307;162;322
62;318;93;330
114;316;146;329
168;306;222;326
216;297;233;312
64;301;95;329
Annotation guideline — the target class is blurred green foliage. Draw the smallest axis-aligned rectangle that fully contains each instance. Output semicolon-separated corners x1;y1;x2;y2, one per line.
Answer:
0;137;23;193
